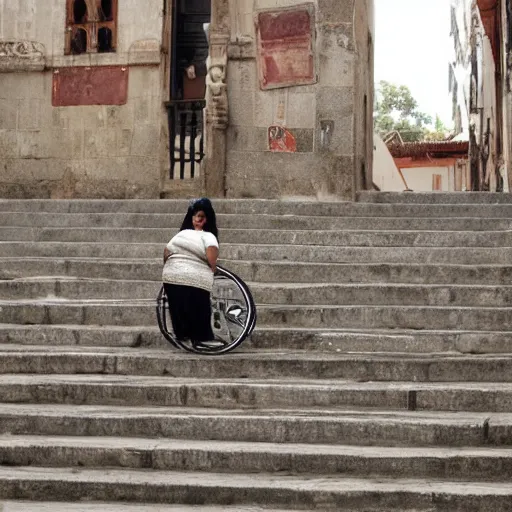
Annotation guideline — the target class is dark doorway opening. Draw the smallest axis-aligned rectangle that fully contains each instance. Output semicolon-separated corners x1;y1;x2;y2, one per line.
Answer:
167;0;211;179
171;0;211;101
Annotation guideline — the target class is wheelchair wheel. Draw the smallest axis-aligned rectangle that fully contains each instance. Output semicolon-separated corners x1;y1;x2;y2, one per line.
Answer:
156;264;257;355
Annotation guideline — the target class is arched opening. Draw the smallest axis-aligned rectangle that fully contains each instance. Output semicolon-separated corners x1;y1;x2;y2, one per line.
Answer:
66;0;117;55
100;0;113;21
98;27;113;52
70;27;87;54
73;0;87;23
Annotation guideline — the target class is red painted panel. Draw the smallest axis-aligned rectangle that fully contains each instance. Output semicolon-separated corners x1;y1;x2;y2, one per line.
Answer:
268;125;297;153
256;6;315;90
258;10;312;40
52;65;129;107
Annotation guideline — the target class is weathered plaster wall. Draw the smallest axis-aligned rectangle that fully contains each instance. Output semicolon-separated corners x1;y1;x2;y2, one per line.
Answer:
0;0;166;199
501;0;512;191
401;166;453;192
222;0;374;200
451;0;504;192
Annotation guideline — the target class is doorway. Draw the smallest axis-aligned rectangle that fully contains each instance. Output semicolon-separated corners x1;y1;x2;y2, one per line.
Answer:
167;0;211;179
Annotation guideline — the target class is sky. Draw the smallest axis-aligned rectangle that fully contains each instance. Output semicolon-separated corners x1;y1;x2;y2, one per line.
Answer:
374;0;454;128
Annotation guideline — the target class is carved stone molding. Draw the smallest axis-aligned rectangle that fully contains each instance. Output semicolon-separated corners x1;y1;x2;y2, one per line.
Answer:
0;41;46;72
228;36;255;60
206;33;229;130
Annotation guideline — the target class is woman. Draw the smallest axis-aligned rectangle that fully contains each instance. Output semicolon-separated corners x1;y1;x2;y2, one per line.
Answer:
162;198;219;345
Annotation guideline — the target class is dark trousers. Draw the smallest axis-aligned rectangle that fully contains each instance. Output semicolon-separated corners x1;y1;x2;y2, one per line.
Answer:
163;283;214;342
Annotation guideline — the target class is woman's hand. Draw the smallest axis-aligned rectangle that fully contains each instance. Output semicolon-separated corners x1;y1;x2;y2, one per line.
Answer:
186;65;196;80
206;246;219;273
163;248;171;264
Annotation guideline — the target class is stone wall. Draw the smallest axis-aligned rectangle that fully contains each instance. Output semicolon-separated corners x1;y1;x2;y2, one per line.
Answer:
0;0;375;200
0;0;166;199
217;0;374;200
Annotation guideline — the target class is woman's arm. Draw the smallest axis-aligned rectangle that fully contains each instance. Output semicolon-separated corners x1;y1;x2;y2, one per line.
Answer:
206;246;219;273
163;247;172;264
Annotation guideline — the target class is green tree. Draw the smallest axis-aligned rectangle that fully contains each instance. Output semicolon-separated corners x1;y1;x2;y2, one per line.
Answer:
374;81;442;142
424;114;450;141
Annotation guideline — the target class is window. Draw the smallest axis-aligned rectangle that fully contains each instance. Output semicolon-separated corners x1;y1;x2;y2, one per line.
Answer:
66;0;117;55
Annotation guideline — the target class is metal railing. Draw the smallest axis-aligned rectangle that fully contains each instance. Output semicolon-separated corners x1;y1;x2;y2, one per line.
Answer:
166;99;206;179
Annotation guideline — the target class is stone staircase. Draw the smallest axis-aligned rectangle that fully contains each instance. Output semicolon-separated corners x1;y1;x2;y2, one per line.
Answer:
0;193;512;510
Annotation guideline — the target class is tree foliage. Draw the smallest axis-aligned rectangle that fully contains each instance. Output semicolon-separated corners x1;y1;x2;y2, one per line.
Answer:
374;81;448;142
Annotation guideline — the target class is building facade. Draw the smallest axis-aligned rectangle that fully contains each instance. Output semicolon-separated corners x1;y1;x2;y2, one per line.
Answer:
450;0;512;192
0;0;374;200
0;0;166;199
388;141;470;192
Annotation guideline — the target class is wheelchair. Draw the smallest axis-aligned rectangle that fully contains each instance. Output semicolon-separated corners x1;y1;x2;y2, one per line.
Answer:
156;265;257;355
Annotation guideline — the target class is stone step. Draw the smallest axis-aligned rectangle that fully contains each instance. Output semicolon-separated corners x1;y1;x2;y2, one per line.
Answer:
0;466;508;510
2;374;512;412
0;403;504;446
2;242;512;264
251;328;512;354
3;300;512;330
358;191;512;204
0;324;165;348
0;503;297;512
4;258;512;286
1;211;512;231
256;304;512;331
6;226;512;247
2;345;512;382
4;198;512;218
1;435;512;481
5;278;512;306
4;324;512;354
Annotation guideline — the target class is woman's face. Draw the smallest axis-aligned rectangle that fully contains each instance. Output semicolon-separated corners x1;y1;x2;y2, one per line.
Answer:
192;210;207;230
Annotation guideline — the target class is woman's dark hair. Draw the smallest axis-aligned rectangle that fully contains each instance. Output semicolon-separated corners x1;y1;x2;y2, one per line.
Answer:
180;197;219;240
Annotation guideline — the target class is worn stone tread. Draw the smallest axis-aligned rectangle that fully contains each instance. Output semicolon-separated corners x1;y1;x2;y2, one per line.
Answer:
5;196;512;214
2;374;512;412
1;210;512;230
0;402;500;422
6;278;512;307
1;343;512;359
2;434;510;458
6;226;512;248
3;324;512;354
4;300;512;331
2;345;512;384
0;403;503;446
4;242;512;265
6;373;512;388
358;191;512;204
0;503;295;512
0;466;509;511
1;435;512;479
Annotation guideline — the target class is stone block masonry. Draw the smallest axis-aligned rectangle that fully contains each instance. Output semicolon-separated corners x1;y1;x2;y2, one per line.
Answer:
223;0;374;200
0;0;374;199
0;0;165;199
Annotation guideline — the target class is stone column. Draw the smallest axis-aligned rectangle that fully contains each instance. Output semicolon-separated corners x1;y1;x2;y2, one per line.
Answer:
204;0;230;197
